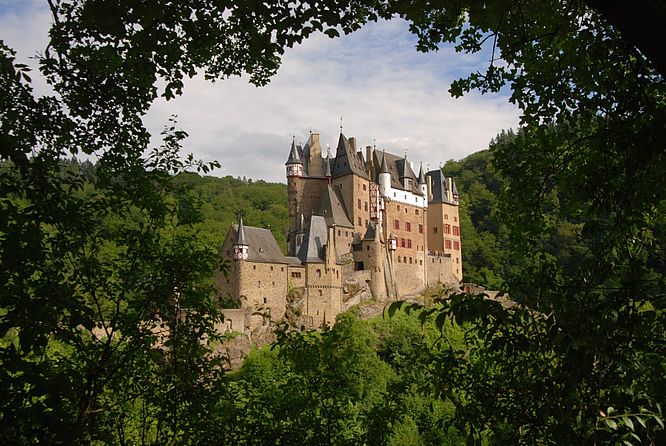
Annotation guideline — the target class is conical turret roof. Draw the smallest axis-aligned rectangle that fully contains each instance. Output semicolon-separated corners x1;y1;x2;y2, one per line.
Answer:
417;163;426;184
285;138;302;165
235;214;248;245
379;151;390;174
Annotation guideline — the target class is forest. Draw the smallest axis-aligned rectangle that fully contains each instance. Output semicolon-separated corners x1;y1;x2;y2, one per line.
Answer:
1;0;665;444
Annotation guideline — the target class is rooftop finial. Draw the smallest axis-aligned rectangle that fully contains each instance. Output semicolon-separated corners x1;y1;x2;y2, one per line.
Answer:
339;116;343;134
373;138;376;149
404;148;408;159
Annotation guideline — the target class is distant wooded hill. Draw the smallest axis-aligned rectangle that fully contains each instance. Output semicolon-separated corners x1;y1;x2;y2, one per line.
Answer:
172;174;289;251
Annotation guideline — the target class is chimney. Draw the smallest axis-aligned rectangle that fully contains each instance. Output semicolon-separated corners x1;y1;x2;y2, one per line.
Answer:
427;175;433;201
349;136;357;152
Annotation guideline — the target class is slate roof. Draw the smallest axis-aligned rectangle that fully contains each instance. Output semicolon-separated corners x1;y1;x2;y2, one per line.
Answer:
417;163;426;184
285;139;302;165
363;220;380;241
373;151;424;196
331;133;369;179
235;215;248;245
314;185;354;228
426;169;459;204
230;224;290;264
297;215;329;263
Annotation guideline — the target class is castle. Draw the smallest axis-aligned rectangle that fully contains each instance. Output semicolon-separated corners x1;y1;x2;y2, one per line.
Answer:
214;131;462;331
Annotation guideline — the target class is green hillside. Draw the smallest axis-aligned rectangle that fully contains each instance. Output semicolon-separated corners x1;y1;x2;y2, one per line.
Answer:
173;173;289;251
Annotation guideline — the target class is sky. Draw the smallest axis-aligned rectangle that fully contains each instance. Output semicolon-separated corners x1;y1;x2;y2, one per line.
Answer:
1;0;521;183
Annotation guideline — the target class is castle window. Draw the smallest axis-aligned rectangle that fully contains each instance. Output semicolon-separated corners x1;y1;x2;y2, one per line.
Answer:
419;224;423;234
358;217;362;225
445;214;449;220
397;257;401;263
405;222;411;232
366;246;370;251
407;239;412;249
226;250;230;256
394;219;400;230
354;261;365;271
419;260;423;265
363;184;367;191
409;257;412;264
456;257;459;264
253;265;257;269
445;240;452;249
433;227;438;233
319;290;323;296
453;241;460;250
444;224;451;234
291;272;302;279
316;269;321;277
394;192;396;197
281;267;284;272
405;207;408;213
453;226;459;236
401;238;405;248
357;199;361;209
365;219;368;227
397;205;400;211
337;270;339;278
272;281;275;286
270;266;273;271
338;230;341;236
258;281;261;286
364;202;368;211
263;297;267;304
403;256;407;263
415;209;419;215
346;231;349;237
454;216;457;222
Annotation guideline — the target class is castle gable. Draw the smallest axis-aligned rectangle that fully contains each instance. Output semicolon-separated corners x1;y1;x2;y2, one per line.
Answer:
331;133;368;179
314;185;354;229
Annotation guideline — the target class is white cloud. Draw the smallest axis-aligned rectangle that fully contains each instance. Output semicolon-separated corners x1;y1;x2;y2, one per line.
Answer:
0;0;52;96
2;5;521;183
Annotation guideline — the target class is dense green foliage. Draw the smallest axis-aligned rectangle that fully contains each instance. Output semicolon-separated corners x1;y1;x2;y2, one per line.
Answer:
2;0;665;444
172;173;289;251
441;148;506;288
215;307;466;445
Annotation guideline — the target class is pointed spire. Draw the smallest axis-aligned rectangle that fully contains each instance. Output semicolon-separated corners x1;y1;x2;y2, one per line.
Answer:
400;154;411;179
379;151;390;174
233;212;249;260
236;212;248;245
286;136;302;165
417;162;426;184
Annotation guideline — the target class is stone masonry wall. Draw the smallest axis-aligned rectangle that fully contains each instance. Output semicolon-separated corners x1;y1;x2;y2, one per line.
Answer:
238;261;288;328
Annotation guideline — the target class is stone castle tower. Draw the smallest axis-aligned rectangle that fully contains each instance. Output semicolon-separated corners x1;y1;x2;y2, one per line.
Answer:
215;129;463;332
